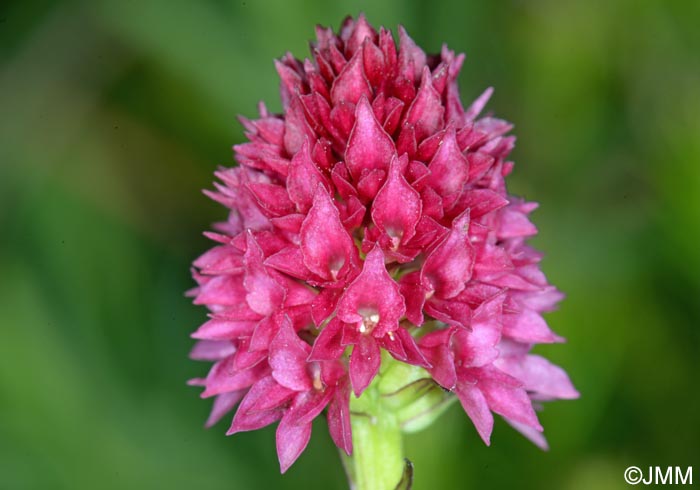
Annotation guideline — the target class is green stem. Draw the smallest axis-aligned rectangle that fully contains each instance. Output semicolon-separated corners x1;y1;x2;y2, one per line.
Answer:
347;353;417;490
345;353;449;489
350;408;404;490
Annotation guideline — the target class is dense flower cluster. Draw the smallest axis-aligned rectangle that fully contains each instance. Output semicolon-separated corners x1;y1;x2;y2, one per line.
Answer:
189;15;578;472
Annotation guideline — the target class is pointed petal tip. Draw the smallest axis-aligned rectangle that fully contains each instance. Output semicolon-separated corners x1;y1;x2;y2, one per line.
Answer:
276;418;312;474
505;417;549;450
466;87;494;120
565;387;581;400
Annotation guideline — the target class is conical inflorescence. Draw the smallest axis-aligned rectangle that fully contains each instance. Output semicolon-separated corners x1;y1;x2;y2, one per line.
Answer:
189;15;578;473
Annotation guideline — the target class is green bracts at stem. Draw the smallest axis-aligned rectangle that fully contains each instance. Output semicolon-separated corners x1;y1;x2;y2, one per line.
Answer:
345;354;452;489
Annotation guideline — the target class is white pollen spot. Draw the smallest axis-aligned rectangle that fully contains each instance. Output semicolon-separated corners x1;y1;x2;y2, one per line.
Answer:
388;331;395;341
309;362;324;391
359;312;380;334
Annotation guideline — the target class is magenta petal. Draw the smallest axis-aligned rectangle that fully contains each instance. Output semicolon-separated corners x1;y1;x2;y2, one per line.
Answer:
345;14;378;57
416;129;445;161
396;123;417;158
327;382;353;455
419;328;457;389
340;322;361;346
453;294;504;367
190;340;236;361
405;67;444;141
284;96;315;155
424;298;471;329
247;182;295;217
331;162;356;199
275;59;304;109
311;288;342;326
475;117;513;139
387;327;430;367
379;331;407;360
300;186;359;282
205;390;246;428
473;244;513;275
362;37;385;88
426;128;469;197
399;271;426;326
232;339;267;370
287;140;329;213
513;287;565;313
345;97;396;180
397;25;426;82
213;304;262;321
458;189;509;218
455;382;494;445
371;155;422;246
249;384;296;413
193;245;243;274
421;211;474;299
281;277;316;307
201;356;268;398
356;168;387;202
192;318;256;340
382;97;404;135
496;354;579;400
320;359;346;386
228;402;282;434
498;208;538;239
308;317;346;361
244;233;286;316
418;186;444;221
291;388;335;426
249;315;282;351
378;26;397;71
270;213;305;234
329;101;355;141
193;274;246;306
504;418;550;450
466;151;496;182
276;414;313;473
330;48;372;106
465;86;493;121
270;317;313;391
341;195;367;229
477;367;543;431
502;310;558;343
265;246;315;281
228;376;285;434
349;335;381;396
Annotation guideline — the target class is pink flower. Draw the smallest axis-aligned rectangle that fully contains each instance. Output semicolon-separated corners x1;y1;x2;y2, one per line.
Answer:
189;15;577;472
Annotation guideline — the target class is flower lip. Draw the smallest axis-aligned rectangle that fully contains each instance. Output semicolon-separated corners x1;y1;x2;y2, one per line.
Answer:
336;246;405;339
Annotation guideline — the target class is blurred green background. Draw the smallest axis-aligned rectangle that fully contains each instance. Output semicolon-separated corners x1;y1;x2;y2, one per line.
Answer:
1;0;699;489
